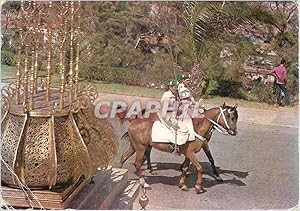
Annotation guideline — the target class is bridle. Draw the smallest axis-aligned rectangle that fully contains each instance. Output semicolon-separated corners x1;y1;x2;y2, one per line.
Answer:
206;107;236;135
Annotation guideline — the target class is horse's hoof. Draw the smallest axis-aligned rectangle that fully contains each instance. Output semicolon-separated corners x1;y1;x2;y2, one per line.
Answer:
195;185;206;194
215;176;223;182
178;184;189;191
144;182;152;190
181;185;189;191
89;177;95;184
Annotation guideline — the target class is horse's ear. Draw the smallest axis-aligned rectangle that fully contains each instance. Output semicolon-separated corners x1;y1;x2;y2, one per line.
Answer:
229;103;238;112
222;102;226;108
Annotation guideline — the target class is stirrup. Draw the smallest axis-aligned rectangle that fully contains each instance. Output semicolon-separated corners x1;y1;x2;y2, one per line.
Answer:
172;147;181;156
168;144;180;155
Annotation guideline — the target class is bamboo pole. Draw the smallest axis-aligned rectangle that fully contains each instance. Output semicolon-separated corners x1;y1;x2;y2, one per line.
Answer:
15;30;22;105
59;1;68;109
34;5;41;94
68;1;75;103
74;1;81;98
29;49;35;111
23;46;29;104
45;2;53;102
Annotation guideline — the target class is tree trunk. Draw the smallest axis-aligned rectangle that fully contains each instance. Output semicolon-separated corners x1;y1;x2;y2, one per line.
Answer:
201;79;210;97
190;61;205;98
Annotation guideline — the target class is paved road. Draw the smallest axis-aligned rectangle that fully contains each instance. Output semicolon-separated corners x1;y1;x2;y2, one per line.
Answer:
112;120;298;210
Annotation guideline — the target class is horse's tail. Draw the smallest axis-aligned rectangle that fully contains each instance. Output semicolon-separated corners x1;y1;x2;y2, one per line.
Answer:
121;131;130;142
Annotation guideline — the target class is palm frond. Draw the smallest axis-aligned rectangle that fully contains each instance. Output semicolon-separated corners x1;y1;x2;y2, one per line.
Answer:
183;2;273;58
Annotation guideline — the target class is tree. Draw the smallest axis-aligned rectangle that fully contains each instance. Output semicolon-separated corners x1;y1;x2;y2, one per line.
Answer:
181;1;297;97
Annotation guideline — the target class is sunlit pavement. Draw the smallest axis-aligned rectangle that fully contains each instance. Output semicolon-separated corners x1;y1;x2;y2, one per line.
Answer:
112;121;298;210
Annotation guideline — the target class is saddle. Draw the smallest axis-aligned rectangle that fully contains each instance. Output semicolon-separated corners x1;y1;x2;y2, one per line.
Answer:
151;112;193;145
160;117;189;134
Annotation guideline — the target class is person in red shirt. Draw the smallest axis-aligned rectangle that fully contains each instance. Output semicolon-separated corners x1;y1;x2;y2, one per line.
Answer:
271;58;290;106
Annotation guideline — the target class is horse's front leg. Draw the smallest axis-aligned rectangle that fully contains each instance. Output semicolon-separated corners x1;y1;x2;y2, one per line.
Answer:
144;145;158;175
202;141;223;182
187;151;206;194
179;157;190;191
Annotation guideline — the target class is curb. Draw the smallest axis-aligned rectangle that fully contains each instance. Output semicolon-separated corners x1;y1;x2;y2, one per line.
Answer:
239;120;298;129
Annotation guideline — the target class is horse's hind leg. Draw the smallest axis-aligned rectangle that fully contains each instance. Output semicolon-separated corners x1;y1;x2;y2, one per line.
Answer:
134;147;151;189
179;157;190;191
142;145;152;170
203;141;223;182
119;144;135;168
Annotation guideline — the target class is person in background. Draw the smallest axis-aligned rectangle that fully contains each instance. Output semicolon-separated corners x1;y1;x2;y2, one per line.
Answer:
271;58;290;107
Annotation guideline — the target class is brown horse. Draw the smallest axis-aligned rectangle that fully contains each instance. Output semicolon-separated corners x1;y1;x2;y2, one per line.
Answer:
119;103;238;193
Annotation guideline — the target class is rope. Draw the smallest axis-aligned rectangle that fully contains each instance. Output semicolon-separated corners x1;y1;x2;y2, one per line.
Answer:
1;197;14;210
1;156;45;210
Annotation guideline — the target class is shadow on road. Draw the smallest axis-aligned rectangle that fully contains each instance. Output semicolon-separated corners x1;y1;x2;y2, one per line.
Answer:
145;162;248;189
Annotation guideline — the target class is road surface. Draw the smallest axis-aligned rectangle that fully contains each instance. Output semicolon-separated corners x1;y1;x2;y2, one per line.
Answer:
112;119;298;210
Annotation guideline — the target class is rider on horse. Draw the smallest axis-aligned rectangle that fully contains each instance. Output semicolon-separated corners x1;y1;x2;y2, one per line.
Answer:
159;80;183;153
160;80;178;109
157;75;206;155
178;73;205;116
177;74;197;140
158;75;198;154
178;73;195;106
160;80;179;129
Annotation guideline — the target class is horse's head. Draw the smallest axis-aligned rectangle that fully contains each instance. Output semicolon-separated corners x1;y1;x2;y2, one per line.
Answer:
216;103;238;136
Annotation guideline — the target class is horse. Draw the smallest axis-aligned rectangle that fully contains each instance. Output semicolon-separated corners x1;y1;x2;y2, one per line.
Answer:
139;104;234;181
118;103;238;193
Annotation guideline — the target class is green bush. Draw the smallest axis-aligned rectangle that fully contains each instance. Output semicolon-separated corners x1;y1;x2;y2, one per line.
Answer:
206;80;219;95
212;80;247;99
80;65;143;86
250;83;275;104
1;50;16;66
286;74;298;103
112;68;143;86
80;66;114;82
